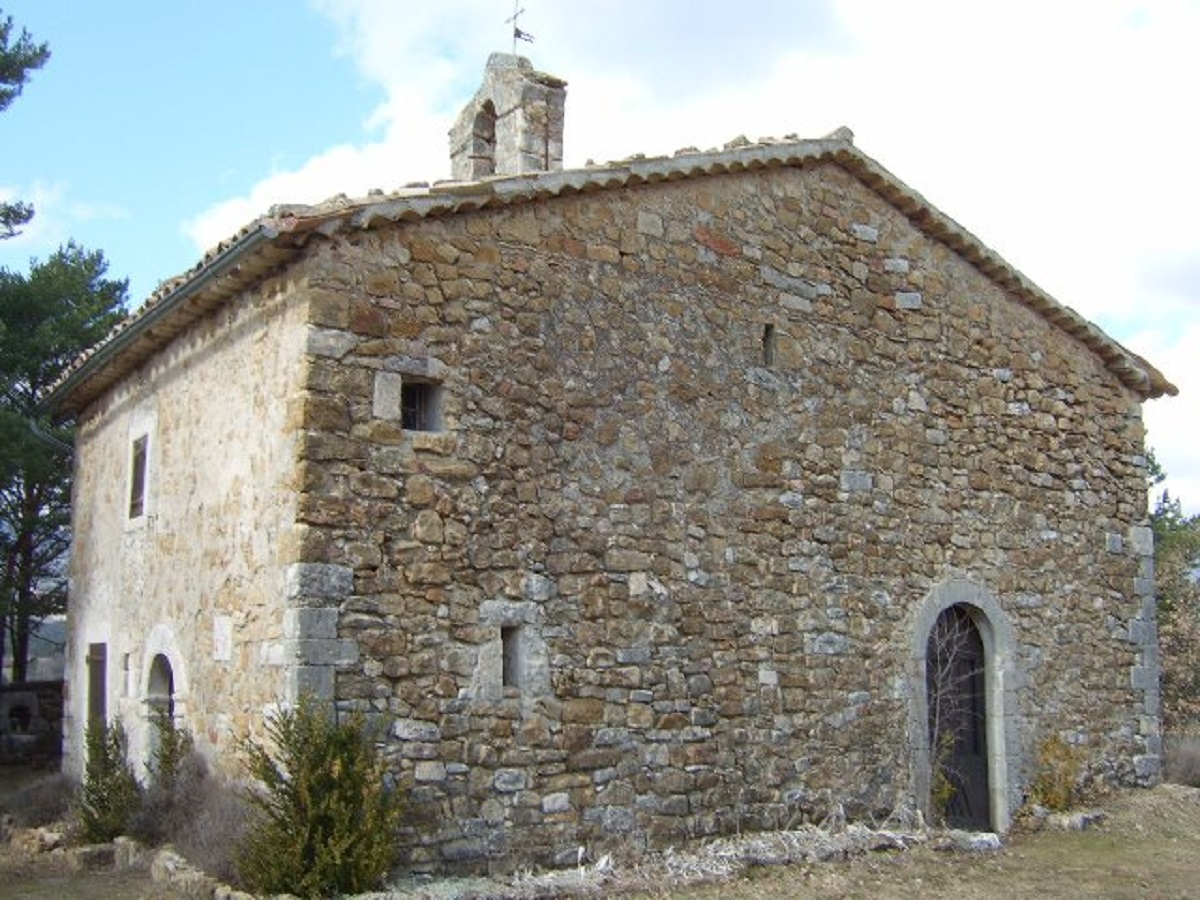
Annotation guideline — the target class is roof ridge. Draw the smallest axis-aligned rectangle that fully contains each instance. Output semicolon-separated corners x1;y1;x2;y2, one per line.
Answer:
42;133;1177;415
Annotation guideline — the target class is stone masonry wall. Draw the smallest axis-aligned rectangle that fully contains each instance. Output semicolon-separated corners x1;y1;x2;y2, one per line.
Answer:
66;274;310;777
294;163;1155;871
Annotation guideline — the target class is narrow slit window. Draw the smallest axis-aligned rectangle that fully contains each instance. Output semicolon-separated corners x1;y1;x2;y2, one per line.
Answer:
501;625;521;690
401;382;441;432
762;324;777;367
129;435;148;519
87;642;107;727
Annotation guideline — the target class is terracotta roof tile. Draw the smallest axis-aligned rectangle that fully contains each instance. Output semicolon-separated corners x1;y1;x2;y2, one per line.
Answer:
44;134;1177;416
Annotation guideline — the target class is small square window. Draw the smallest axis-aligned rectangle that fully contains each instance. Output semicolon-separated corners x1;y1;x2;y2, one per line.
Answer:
402;382;441;432
129;435;148;519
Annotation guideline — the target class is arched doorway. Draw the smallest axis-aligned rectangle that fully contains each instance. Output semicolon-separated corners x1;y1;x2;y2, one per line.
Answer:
147;653;175;732
909;578;1018;833
145;653;176;766
926;605;989;828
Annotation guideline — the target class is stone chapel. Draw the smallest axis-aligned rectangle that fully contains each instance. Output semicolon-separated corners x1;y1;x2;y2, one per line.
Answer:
47;54;1176;872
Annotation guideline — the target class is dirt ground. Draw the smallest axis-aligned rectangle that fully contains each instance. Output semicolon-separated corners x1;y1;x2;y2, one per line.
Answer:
0;765;174;900
487;784;1200;900
0;849;179;900
2;772;1198;899
651;785;1200;900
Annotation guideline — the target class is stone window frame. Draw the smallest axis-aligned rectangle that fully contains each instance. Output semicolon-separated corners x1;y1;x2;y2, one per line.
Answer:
145;652;177;767
500;625;523;693
471;100;498;178
139;624;192;774
401;379;443;433
372;366;448;434
476;599;551;706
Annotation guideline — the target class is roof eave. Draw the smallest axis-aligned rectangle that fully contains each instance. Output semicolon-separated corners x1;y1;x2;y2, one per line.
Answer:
43;136;1178;413
43;224;282;419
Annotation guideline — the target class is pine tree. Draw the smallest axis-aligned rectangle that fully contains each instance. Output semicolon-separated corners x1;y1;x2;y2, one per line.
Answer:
1147;451;1200;731
0;243;126;680
0;11;50;238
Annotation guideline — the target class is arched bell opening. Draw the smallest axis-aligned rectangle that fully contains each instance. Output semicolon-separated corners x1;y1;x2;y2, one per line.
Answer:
472;100;497;177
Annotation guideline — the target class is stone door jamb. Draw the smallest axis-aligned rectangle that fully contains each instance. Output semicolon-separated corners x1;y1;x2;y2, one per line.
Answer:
908;578;1019;832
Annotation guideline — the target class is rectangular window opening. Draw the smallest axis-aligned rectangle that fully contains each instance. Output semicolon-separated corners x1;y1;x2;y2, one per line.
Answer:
762;323;777;367
401;381;442;432
501;625;522;690
128;435;148;519
87;642;107;727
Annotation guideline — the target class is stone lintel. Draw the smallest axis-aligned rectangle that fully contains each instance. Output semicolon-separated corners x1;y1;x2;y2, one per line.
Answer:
479;598;542;626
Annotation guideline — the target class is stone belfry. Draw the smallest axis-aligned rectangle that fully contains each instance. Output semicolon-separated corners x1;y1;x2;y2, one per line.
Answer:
449;53;567;180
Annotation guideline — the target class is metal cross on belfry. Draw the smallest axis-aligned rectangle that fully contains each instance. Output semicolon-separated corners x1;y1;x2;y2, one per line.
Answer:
507;1;534;53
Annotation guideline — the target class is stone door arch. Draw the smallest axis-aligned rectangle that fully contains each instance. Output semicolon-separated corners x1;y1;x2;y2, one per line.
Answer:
909;579;1019;832
146;652;175;761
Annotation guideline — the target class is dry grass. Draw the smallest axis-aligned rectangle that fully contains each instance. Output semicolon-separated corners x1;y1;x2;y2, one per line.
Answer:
1163;733;1200;787
365;785;1200;900
0;770;72;828
3;768;1199;900
128;751;248;884
168;767;249;885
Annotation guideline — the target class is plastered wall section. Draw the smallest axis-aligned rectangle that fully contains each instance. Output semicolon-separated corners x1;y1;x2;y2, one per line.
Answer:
294;162;1157;871
64;274;310;778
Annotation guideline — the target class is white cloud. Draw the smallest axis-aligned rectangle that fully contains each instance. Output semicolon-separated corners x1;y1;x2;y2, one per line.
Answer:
182;133;446;253
71;200;128;224
1129;322;1200;517
0;181;69;262
178;0;1198;511
0;181;129;269
181;0;501;251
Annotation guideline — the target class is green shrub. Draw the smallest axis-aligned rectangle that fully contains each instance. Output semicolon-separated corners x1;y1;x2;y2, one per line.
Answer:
236;696;403;898
130;713;197;846
76;719;141;843
149;710;193;792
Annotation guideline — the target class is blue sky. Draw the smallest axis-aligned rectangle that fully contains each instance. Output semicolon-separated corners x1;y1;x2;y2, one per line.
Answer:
1;0;1197;512
0;2;378;294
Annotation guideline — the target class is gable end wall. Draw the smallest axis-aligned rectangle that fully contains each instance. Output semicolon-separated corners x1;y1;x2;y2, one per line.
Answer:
290;162;1157;872
64;275;310;777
